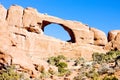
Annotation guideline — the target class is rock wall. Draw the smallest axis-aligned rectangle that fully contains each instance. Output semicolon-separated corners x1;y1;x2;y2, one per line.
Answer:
0;5;120;76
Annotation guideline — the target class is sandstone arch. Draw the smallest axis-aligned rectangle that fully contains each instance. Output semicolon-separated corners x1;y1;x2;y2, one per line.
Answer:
41;20;76;43
0;5;113;77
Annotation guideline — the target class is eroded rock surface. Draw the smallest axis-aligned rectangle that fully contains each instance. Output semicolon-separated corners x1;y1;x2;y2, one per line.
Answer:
105;30;120;50
0;5;119;77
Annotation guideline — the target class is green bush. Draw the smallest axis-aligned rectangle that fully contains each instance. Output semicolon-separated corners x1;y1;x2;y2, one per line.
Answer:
57;62;68;68
0;65;20;80
105;50;120;63
47;55;69;76
58;67;70;76
103;75;118;80
86;69;99;79
47;56;60;65
47;55;66;66
92;50;120;64
58;67;67;73
57;62;69;76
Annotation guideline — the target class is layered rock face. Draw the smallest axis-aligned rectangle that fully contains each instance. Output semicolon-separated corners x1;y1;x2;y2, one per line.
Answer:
0;5;120;76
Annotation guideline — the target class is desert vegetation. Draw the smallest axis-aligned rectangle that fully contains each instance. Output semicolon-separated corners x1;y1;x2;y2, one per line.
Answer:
0;51;120;80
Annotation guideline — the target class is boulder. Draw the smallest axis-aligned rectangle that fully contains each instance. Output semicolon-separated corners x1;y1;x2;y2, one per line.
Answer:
90;28;108;46
23;7;39;27
105;31;120;51
108;30;120;41
112;32;120;50
7;5;23;27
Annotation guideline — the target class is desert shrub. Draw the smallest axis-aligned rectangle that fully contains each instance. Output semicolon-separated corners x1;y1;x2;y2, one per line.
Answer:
39;71;51;79
92;50;120;64
86;69;99;79
47;55;70;76
57;55;66;60
56;62;68;68
98;63;115;76
98;63;110;75
105;50;120;63
47;56;68;67
58;67;67;73
0;65;20;80
57;62;70;76
47;55;66;66
47;56;60;66
74;57;84;66
92;52;106;64
103;75;118;80
58;67;71;76
107;50;120;56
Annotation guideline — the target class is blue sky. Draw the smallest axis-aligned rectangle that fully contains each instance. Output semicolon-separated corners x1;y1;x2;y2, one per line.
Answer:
0;0;120;41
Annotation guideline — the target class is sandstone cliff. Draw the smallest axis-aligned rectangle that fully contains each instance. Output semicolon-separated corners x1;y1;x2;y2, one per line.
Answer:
0;5;120;76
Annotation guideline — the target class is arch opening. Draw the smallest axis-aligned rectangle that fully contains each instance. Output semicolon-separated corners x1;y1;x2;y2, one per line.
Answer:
41;21;76;43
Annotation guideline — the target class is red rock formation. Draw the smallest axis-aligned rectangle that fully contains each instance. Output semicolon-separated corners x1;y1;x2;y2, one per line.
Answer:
0;5;119;77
